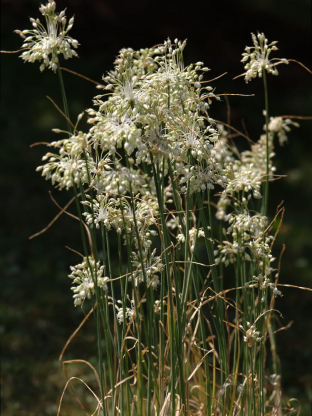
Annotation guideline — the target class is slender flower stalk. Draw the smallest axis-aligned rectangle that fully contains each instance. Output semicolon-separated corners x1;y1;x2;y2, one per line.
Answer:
263;68;270;215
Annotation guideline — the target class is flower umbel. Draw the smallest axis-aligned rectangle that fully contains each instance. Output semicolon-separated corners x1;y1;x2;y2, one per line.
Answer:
69;257;109;306
15;0;78;72
241;32;288;83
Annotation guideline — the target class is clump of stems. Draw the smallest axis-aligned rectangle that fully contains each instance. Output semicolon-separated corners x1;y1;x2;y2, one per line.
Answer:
12;6;310;415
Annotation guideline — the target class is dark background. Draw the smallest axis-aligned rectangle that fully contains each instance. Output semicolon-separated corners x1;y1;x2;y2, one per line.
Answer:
1;0;311;414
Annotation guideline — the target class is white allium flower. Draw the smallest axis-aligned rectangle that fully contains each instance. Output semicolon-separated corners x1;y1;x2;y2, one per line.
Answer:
15;0;78;72
188;227;205;251
116;298;144;324
130;248;164;288
117;305;137;325
272;286;283;298
69;257;109;306
176;162;220;195
93;161;151;196
247;237;273;260
82;194;122;230
214;241;250;266
88;38;219;167
267;116;299;146
216;191;231;221
240;322;262;348
241;32;288;83
224;162;262;198
154;299;166;314
36;131;94;190
241;133;276;180
177;233;186;243
227;211;268;241
269;374;281;386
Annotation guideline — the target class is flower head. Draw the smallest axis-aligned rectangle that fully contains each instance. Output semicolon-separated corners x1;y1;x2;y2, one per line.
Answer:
241;32;288;83
267;116;299;146
69;257;109;306
15;0;78;72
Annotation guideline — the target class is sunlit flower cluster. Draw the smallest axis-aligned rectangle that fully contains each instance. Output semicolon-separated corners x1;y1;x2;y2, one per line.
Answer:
69;257;109;306
267;116;299;146
15;0;78;72
241;32;288;83
239;322;262;348
36;131;94;190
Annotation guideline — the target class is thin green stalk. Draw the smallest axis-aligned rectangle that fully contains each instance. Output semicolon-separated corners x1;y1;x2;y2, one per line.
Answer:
262;69;270;217
250;347;257;416
56;65;109;414
57;65;72;134
196;191;228;383
151;158;177;414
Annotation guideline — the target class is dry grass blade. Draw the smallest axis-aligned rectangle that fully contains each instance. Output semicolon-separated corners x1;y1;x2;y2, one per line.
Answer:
280;115;312;120
29;190;94;255
214;119;255;144
200;72;228;83
276;283;312;292
29;141;51;147
63;359;101;389
57;376;102;416
1;48;28;53
273;320;294;335
49;191;94;257
287;59;312;74
59;305;95;360
186;350;213;382
29;191;78;240
60;67;105;87
46;95;76;132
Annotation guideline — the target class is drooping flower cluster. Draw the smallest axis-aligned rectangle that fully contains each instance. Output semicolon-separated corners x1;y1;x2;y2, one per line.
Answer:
116;298;144;325
241;32;288;83
267;116;299;146
36;131;94;190
245;273;283;299
239;322;262;348
130;248;164;288
69;257;109;306
15;0;78;72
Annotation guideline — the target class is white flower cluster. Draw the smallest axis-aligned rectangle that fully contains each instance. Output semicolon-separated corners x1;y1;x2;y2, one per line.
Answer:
15;0;78;72
93;160;152;196
245;274;283;299
223;162;262;198
177;227;205;251
86;38;221;170
227;212;268;241
69;257;109;306
267;116;299;146
215;211;273;267
217;377;244;398
36;131;94;190
116;298;144;324
176;162;221;194
239;322;262;348
241;32;288;83
130;248;164;288
214;241;251;267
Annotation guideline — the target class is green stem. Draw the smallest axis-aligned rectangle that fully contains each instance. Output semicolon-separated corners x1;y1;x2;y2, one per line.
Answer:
262;69;270;217
57;65;72;134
